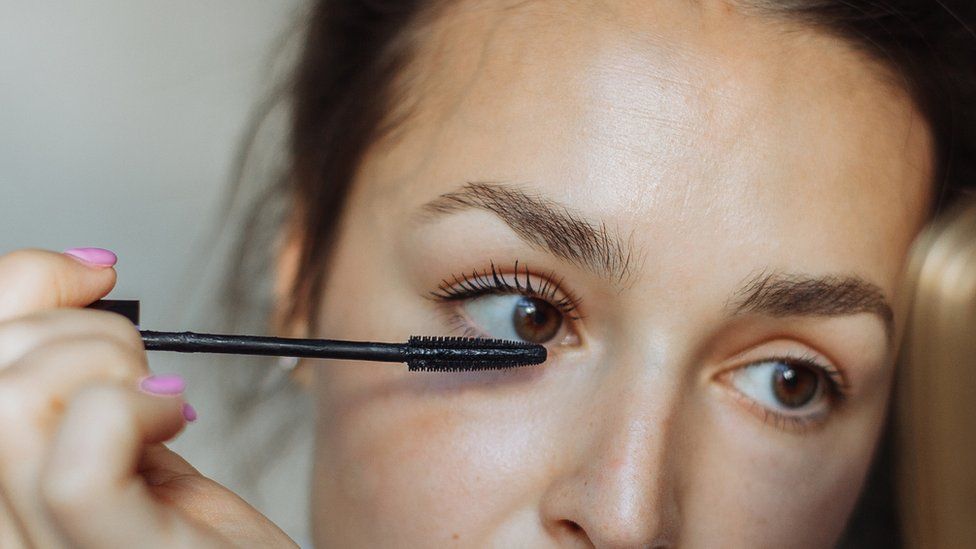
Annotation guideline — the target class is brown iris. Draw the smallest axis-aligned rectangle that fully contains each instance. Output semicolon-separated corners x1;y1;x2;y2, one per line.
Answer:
771;362;821;408
512;296;563;343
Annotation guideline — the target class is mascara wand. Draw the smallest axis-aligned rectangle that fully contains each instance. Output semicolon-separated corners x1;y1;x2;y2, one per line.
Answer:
87;300;547;372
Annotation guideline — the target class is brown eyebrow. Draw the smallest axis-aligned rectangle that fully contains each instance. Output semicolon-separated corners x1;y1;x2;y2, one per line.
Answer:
727;270;895;341
419;182;637;285
420;184;894;339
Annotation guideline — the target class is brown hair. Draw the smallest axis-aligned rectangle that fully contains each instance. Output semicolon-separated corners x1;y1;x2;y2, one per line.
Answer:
282;1;436;331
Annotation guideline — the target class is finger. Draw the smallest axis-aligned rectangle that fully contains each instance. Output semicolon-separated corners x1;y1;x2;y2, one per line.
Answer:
0;335;149;407
0;494;31;548
40;384;217;549
0;336;150;483
138;443;202;485
0;308;143;369
139;445;299;548
0;337;151;548
0;248;117;323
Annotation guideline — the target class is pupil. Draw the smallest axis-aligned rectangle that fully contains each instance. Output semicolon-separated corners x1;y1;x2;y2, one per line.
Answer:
771;362;820;408
512;296;562;343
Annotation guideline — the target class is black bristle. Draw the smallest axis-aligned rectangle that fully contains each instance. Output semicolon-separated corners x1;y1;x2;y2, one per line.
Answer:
406;336;546;372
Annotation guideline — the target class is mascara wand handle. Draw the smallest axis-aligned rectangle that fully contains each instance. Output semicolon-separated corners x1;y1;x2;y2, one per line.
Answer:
139;331;407;362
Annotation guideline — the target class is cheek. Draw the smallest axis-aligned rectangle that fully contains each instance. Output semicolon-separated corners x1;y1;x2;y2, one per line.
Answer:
310;218;546;540
310;361;568;543
682;387;891;546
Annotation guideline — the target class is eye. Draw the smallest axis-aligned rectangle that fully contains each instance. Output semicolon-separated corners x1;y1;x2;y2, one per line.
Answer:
428;261;582;347
725;357;844;426
463;294;564;344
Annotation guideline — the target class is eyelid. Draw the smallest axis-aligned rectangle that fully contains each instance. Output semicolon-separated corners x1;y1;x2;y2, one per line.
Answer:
717;339;852;392
428;260;585;320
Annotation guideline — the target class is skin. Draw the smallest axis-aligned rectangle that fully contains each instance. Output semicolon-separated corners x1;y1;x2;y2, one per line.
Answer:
0;1;932;548
303;1;934;547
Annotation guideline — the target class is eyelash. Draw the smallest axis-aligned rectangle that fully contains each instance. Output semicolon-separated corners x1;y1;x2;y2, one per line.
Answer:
727;352;851;434
428;260;584;320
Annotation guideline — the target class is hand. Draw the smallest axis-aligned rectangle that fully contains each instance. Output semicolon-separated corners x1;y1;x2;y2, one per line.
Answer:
0;248;296;548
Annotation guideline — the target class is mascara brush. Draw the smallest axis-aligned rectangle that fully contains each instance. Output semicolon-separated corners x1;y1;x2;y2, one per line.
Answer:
86;299;546;372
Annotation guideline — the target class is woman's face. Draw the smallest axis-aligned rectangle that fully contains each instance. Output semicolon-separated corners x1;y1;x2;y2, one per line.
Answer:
303;2;932;546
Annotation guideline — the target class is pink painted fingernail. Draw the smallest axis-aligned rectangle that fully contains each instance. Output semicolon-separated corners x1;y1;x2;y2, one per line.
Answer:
63;247;117;267
182;403;198;422
139;374;186;395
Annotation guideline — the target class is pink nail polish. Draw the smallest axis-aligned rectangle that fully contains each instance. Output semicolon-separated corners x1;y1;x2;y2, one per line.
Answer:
63;247;117;267
182;403;198;423
139;374;186;395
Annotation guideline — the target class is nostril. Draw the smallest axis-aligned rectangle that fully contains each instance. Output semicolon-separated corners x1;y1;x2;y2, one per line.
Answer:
553;519;594;547
562;519;584;533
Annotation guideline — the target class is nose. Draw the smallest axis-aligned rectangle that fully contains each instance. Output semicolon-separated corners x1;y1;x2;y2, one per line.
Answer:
538;359;682;548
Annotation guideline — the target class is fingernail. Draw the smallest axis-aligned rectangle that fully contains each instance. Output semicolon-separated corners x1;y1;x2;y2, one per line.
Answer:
182;403;198;423
139;374;186;395
63;247;117;267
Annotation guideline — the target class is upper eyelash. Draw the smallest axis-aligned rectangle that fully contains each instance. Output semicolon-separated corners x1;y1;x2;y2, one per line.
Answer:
428;260;584;319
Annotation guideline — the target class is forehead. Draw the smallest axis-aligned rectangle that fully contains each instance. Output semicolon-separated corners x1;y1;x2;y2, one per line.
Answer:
357;0;933;288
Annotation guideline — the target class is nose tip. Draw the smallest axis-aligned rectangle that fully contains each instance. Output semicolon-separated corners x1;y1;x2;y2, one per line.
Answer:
538;343;685;547
540;460;680;548
576;499;676;548
538;396;682;547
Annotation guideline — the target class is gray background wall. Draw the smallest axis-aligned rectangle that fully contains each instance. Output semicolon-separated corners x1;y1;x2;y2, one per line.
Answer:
1;0;301;323
1;1;311;542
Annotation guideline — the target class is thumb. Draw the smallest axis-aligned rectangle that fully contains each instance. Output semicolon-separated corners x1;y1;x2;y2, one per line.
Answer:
0;248;117;322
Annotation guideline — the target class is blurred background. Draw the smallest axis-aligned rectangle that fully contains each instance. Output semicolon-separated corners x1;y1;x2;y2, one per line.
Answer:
1;1;311;542
0;0;300;317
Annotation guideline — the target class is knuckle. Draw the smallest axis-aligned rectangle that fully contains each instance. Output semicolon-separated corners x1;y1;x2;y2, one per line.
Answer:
2;334;144;393
0;250;63;319
0;376;48;420
0;383;51;471
94;311;144;352
0;382;28;422
0;310;143;363
0;316;40;356
80;336;147;378
0;310;57;341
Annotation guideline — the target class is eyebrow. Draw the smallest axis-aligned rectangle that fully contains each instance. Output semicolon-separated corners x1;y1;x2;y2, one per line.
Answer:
419;182;894;339
727;270;895;341
419;182;636;285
